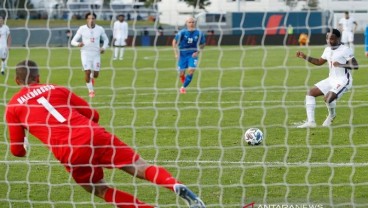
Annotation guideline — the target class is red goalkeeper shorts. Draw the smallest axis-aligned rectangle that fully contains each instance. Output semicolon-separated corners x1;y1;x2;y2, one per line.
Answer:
63;130;140;184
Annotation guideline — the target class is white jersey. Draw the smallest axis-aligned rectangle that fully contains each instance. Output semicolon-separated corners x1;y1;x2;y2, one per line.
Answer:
321;44;354;79
339;17;356;32
113;21;128;40
71;24;109;53
0;24;10;48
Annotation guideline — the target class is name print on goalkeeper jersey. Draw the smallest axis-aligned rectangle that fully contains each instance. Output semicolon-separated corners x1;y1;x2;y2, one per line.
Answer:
15;84;55;104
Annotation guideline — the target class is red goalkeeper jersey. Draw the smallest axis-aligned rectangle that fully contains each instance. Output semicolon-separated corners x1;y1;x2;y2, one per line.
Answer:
5;83;101;160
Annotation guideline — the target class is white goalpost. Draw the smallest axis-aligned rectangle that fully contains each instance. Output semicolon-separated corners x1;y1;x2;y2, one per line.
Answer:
1;0;368;208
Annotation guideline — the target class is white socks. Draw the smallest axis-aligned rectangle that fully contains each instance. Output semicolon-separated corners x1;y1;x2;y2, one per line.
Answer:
349;42;355;54
114;48;125;59
86;82;93;92
326;100;336;117
305;95;337;123
86;72;94;92
305;95;316;123
1;61;6;71
119;48;124;59
114;48;119;58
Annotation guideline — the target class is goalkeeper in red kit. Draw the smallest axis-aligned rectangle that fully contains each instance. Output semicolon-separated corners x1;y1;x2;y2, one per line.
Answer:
5;60;206;208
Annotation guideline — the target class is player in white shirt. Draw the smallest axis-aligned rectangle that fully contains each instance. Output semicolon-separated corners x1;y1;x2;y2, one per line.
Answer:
338;11;358;53
112;14;128;60
0;16;11;75
296;28;359;128
71;12;109;98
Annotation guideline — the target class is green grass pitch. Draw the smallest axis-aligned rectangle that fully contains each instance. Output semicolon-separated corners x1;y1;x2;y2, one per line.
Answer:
1;45;368;207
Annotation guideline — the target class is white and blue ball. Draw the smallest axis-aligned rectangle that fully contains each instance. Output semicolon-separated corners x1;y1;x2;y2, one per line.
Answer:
244;128;263;145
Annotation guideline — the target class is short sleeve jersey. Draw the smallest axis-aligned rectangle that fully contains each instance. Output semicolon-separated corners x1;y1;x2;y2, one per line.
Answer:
113;21;128;39
72;25;109;53
321;44;354;79
339;17;356;32
174;29;205;56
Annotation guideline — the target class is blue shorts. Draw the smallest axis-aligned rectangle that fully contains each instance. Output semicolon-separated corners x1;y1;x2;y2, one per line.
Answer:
178;55;198;71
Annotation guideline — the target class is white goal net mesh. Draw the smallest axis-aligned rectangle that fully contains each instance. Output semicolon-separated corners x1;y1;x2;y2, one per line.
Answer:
1;1;368;208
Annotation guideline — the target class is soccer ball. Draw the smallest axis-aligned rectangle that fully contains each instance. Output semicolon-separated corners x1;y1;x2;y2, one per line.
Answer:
244;128;263;145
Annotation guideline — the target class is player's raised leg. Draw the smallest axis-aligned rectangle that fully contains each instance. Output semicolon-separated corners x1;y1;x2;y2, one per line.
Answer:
122;158;206;207
322;92;337;127
174;184;206;207
79;178;155;208
104;187;154;208
322;100;336;126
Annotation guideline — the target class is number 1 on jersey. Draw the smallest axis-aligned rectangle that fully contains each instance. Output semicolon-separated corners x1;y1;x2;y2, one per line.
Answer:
37;97;66;123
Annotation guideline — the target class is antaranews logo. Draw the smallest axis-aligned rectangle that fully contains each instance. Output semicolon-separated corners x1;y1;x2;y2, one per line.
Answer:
244;204;324;208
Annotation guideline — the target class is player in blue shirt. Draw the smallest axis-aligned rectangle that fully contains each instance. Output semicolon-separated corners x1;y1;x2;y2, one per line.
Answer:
172;17;206;94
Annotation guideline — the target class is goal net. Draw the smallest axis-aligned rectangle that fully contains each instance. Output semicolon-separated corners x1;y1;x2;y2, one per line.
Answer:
1;1;368;208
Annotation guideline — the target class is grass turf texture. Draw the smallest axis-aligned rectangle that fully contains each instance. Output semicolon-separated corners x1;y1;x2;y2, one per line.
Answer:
1;45;368;207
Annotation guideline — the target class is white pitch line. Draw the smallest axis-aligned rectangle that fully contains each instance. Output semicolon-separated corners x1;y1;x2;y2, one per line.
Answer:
88;100;368;106
2;160;368;167
147;160;368;167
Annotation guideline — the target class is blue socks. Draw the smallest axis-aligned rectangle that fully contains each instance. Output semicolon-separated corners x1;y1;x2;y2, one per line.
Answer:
183;74;193;88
